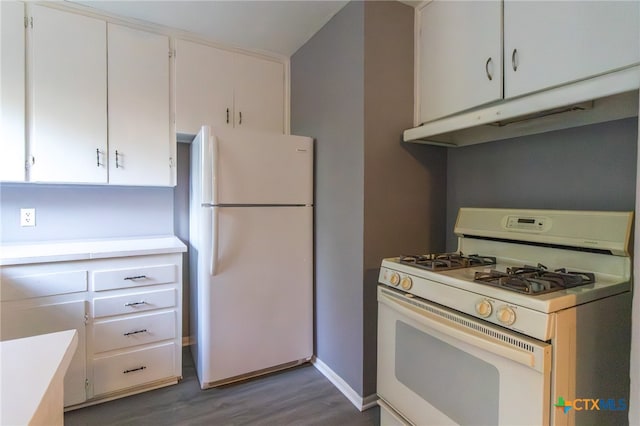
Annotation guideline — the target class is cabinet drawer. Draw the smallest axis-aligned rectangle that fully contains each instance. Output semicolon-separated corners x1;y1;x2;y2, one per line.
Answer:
93;288;176;318
93;264;177;291
92;343;175;396
0;270;87;301
93;311;176;353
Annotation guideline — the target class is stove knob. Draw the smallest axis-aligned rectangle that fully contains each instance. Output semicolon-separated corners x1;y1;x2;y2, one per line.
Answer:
475;300;493;318
389;272;400;286
497;306;516;326
400;276;413;291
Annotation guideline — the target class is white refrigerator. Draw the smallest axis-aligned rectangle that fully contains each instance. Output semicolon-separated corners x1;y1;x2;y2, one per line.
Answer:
189;125;313;389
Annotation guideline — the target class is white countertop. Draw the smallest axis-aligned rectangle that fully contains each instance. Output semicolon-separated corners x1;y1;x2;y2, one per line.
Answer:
1;330;78;426
0;236;187;266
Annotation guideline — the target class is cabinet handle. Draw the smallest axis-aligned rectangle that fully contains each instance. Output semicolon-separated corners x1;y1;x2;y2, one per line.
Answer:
123;366;147;374
123;329;148;336
115;150;120;168
239;111;242;125
226;108;229;124
124;275;146;281
96;149;102;167
512;49;518;72
124;301;146;307
485;57;493;81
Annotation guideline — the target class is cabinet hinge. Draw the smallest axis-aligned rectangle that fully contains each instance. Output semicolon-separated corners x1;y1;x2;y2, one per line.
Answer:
85;379;89;389
84;313;89;325
24;16;28;28
169;49;175;58
29;17;33;29
169;157;175;168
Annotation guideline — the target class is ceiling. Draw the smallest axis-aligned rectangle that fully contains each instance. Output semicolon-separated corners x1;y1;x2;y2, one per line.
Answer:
69;1;353;57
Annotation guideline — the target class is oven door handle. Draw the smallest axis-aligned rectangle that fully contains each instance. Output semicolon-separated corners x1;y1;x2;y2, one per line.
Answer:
379;292;548;372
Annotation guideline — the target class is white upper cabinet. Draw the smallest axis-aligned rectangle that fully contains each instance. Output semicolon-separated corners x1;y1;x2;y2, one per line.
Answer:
175;40;235;134
504;1;640;98
234;53;285;134
107;24;173;186
0;1;26;182
418;1;502;123
416;0;640;125
28;4;107;184
175;39;285;135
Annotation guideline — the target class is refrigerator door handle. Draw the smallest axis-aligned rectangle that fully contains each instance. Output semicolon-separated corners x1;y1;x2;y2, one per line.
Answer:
210;206;219;276
210;132;219;206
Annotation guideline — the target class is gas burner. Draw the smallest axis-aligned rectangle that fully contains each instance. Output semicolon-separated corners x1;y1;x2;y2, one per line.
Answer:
474;264;596;294
399;252;496;271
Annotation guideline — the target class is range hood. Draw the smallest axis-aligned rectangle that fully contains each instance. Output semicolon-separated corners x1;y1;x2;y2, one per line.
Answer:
404;66;640;147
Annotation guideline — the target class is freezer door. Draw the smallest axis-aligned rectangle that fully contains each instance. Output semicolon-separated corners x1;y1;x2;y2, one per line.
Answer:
202;206;313;385
211;127;313;205
191;125;215;205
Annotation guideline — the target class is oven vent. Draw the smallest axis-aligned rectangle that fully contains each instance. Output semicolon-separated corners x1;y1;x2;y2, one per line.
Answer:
382;289;536;353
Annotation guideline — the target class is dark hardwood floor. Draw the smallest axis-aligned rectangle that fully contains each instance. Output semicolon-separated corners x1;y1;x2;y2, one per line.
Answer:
65;348;379;426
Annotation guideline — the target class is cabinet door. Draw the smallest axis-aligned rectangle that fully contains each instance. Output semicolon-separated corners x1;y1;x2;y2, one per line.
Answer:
28;5;107;183
175;39;235;134
504;1;640;98
233;54;284;133
108;24;172;186
0;1;26;182
1;299;87;406
418;0;502;123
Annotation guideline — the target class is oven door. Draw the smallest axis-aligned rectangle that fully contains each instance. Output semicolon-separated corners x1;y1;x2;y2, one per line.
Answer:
377;287;552;426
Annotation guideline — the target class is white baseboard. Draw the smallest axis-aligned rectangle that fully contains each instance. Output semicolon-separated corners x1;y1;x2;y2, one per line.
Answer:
311;356;378;412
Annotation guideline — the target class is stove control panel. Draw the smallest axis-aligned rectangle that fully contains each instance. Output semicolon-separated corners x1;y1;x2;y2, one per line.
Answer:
505;215;549;232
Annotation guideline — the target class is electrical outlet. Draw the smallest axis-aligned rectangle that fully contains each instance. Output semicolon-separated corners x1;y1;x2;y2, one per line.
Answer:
20;208;36;227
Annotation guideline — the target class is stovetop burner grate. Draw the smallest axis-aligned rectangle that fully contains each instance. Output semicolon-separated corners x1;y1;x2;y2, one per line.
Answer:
399;252;496;271
474;263;596;295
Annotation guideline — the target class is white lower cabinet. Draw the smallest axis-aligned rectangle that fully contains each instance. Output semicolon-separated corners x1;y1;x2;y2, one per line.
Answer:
0;246;183;409
88;254;182;401
93;287;177;318
0;299;88;407
93;311;176;353
0;263;89;407
92;343;176;396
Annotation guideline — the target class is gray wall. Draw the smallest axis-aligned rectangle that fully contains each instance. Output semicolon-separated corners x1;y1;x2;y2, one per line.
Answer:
292;0;446;399
445;117;638;250
292;0;366;395
0;183;174;242
174;142;191;340
362;2;446;395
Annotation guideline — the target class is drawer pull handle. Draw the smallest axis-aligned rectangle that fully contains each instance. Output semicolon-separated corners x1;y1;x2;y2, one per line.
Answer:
123;366;147;374
124;275;147;281
124;301;146;307
123;329;148;336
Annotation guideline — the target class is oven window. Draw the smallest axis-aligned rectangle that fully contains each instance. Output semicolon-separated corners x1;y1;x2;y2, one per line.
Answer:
396;321;500;425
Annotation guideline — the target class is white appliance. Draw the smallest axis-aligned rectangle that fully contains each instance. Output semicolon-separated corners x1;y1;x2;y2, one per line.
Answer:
378;208;633;426
189;125;313;388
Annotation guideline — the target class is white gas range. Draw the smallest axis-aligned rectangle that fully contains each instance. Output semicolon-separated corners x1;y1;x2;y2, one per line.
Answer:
377;208;633;426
